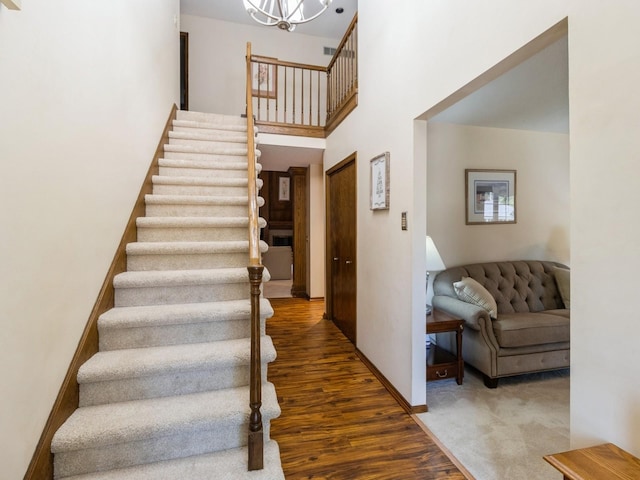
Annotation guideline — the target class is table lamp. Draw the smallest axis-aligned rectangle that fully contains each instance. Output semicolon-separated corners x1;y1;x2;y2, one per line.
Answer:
426;235;446;315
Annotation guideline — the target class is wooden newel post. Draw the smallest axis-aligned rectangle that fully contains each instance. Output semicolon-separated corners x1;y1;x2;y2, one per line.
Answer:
247;264;264;471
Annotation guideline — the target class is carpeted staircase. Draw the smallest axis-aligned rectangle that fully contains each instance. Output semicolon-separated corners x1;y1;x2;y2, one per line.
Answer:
50;110;285;479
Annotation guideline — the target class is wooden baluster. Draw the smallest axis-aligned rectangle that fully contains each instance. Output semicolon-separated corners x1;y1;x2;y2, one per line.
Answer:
300;68;305;126
317;70;321;126
309;69;312;126
293;67;296;125
284;67;288;124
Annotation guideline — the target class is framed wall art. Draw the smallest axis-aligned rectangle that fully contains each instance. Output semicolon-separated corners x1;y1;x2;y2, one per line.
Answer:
370;152;390;210
465;169;516;224
278;175;290;201
251;60;277;99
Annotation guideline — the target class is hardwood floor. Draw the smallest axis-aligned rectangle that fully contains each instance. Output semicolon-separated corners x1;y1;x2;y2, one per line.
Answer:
267;298;466;479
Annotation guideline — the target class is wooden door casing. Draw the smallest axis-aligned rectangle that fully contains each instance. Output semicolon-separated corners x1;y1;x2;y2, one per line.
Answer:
326;154;357;344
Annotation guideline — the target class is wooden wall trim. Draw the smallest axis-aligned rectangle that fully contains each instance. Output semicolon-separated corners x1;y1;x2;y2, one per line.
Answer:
356;348;427;415
23;104;178;480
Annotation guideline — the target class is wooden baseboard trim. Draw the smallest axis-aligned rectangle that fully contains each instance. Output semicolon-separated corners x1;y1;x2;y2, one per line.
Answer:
355;348;427;415
23;104;178;480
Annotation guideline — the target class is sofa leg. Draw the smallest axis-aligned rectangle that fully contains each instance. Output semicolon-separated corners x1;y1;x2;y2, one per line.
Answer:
483;375;499;388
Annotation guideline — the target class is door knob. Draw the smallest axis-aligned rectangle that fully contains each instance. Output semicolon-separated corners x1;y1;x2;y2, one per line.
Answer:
333;257;339;261
345;260;353;264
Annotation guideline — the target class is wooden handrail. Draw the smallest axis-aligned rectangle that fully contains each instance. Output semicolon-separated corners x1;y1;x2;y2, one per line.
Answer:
252;55;327;72
326;13;358;133
245;42;264;472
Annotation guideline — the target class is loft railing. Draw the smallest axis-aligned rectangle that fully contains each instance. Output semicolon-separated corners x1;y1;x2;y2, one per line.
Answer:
245;42;264;471
250;55;327;138
326;13;358;134
249;13;358;138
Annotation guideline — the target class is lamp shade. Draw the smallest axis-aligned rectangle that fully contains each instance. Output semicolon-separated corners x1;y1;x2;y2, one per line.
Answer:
426;236;446;271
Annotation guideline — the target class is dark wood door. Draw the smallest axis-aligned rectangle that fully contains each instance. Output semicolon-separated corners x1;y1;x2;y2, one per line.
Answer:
326;155;357;343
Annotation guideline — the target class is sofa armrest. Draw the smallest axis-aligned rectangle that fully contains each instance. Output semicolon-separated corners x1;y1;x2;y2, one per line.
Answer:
432;295;491;331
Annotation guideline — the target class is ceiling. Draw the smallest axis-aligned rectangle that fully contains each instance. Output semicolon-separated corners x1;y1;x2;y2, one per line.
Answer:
180;0;358;39
430;36;569;133
179;3;568;171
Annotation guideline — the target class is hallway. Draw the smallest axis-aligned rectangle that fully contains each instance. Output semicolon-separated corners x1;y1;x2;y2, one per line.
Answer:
267;298;465;479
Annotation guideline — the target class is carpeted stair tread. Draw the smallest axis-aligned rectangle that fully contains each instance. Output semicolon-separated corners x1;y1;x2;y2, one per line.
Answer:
78;336;276;384
164;143;249;156
136;216;267;229
126;240;268;256
172;119;248;133
159;157;262;172
51;383;280;453
61;441;284;480
168;130;247;143
152;175;263;188
97;298;274;350
176;110;246;126
98;298;274;331
145;194;262;206
113;267;270;289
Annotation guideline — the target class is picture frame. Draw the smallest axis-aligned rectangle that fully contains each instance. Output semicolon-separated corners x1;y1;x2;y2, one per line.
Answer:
370;152;390;210
465;169;516;224
252;60;277;99
278;176;290;201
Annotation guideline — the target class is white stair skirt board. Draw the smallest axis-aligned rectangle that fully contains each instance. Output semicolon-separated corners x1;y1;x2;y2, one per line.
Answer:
51;110;283;479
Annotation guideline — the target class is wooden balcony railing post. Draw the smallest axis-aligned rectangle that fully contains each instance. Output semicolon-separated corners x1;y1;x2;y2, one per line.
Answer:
247;264;264;471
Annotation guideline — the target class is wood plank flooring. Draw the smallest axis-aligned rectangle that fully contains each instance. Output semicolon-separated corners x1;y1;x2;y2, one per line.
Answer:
267;298;466;479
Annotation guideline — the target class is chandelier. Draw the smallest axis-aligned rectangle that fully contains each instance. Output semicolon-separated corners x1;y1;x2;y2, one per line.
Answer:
243;0;333;32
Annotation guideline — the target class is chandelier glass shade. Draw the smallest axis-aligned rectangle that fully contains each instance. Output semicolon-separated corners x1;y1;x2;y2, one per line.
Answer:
243;0;332;32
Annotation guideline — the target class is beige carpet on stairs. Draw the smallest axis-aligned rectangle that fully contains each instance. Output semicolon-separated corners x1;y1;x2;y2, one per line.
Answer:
416;366;570;480
50;109;284;479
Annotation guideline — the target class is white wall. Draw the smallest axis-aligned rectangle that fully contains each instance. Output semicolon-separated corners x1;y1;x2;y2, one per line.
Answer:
180;14;337;116
427;123;570;270
307;163;325;298
324;0;640;454
0;1;180;477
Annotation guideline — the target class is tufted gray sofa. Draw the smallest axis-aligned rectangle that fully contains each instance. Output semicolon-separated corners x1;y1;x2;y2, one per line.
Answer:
432;260;569;388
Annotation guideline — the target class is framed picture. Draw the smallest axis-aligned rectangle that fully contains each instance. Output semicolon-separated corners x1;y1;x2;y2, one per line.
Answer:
278;176;290;201
465;169;516;224
370;152;390;210
252;60;277;99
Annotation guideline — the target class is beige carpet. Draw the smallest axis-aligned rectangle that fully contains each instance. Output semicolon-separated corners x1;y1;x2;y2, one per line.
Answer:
416;367;570;480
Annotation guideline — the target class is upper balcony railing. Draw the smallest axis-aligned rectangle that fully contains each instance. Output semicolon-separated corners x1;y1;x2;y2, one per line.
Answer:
249;13;358;138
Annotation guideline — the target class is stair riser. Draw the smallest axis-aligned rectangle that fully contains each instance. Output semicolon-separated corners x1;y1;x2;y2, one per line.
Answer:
152;184;248;196
115;283;249;307
54;422;274;478
145;204;248;218
137;226;248;242
164;152;251;163
80;365;271;407
99;320;266;351
127;252;250;271
176;111;246;126
169;138;246;150
169;131;247;142
172;124;247;134
159;166;248;179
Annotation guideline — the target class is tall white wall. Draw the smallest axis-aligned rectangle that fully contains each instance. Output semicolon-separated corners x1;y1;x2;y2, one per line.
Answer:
180;14;337;116
0;1;180;477
307;163;326;298
324;0;640;454
427;123;570;269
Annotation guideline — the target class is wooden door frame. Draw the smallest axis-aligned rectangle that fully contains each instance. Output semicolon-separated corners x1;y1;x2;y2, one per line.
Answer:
180;31;189;111
324;152;357;322
288;166;308;298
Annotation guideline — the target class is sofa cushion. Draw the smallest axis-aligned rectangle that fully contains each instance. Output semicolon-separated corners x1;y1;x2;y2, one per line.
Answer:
492;312;570;348
434;261;567;315
453;277;498;318
554;266;571;309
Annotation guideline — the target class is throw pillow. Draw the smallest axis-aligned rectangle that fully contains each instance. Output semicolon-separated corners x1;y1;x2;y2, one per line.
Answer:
554;266;570;309
453;277;498;319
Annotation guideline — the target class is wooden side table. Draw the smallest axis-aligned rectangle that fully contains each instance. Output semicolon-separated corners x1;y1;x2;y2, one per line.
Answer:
544;443;640;479
426;309;464;385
